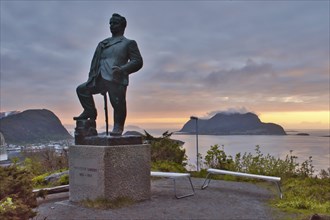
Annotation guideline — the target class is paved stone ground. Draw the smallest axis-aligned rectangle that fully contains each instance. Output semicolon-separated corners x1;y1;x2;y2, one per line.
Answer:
35;178;291;220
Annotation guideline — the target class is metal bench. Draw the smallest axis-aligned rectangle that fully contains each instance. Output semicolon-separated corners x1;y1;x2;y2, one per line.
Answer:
201;168;283;199
33;185;69;194
151;171;195;199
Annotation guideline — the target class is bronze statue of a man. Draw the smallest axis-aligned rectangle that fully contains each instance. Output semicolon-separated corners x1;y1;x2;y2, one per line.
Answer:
74;13;143;136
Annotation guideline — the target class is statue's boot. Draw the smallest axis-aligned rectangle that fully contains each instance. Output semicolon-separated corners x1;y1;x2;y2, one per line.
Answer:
74;91;97;120
110;124;123;136
73;110;97;120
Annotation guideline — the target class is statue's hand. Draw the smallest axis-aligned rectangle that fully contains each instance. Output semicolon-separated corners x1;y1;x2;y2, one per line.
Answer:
112;66;122;82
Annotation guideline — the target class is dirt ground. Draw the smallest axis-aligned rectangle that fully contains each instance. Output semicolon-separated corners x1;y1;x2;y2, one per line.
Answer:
35;178;292;220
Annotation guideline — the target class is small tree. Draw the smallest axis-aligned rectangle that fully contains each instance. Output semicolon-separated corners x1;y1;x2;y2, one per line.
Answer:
204;144;234;170
145;131;187;171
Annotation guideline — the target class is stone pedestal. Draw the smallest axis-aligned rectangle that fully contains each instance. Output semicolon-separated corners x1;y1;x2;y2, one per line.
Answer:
69;143;150;202
83;135;143;146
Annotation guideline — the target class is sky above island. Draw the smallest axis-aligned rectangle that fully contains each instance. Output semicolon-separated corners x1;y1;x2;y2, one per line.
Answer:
1;1;329;132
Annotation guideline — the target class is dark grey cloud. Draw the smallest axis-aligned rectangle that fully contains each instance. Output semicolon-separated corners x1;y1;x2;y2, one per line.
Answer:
1;1;329;126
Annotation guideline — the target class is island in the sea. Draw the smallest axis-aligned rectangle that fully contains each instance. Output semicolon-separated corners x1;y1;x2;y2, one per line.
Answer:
179;112;286;135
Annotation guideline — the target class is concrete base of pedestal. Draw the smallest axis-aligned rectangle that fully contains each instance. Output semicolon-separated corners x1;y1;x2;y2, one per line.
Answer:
69;144;150;202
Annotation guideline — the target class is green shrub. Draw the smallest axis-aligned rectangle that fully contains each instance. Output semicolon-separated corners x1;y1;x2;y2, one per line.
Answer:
203;144;316;179
145;131;187;167
235;146;300;177
0;165;37;219
204;144;235;171
152;161;187;173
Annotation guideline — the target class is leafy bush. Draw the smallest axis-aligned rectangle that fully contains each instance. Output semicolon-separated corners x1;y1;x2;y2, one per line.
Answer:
204;144;317;179
152;161;187;173
204;144;235;171
319;168;330;179
145;131;187;170
0;165;37;219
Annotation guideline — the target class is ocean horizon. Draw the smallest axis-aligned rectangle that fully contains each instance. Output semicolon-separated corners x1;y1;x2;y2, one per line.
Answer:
1;128;329;174
170;129;330;173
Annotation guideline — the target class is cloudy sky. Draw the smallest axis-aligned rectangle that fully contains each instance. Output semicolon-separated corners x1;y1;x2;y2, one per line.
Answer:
1;1;329;131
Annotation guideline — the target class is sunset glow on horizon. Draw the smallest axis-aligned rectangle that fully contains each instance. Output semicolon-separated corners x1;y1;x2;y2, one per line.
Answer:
58;110;329;131
259;111;330;130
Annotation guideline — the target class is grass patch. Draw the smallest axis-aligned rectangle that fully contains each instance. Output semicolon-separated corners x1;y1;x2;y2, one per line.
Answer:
270;177;330;218
80;197;136;209
32;172;51;187
32;169;69;188
57;173;69;185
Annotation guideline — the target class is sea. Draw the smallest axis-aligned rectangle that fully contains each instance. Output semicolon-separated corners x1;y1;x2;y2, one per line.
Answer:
170;129;330;173
1;129;329;174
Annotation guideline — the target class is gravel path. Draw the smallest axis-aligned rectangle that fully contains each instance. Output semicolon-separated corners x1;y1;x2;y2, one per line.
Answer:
35;178;289;220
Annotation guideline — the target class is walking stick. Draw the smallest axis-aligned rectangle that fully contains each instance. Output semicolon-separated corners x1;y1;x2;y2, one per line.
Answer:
103;92;109;135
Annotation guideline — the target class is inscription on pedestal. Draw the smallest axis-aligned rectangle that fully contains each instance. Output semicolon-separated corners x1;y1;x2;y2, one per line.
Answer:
72;158;99;187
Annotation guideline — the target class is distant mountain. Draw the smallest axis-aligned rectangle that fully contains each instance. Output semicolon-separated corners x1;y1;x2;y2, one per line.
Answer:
179;112;286;135
0;109;73;144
